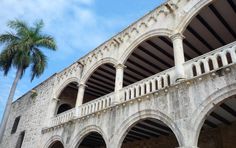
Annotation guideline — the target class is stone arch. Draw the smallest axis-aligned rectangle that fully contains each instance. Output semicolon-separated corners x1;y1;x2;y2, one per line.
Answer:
114;109;183;148
120;28;173;64
80;57;119;84
176;0;212;34
55;77;79;99
43;135;64;148
70;125;108;148
190;83;236;146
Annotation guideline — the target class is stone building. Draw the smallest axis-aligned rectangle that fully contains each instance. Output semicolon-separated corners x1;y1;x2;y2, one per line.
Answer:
1;0;236;147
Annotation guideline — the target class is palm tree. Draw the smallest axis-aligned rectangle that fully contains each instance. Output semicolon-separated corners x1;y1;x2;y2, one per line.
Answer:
0;19;57;142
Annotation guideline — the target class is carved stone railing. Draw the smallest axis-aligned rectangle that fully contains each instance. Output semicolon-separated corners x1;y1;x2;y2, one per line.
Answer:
120;67;175;101
49;68;175;127
77;92;114;117
184;41;236;78
50;93;114;127
51;108;75;126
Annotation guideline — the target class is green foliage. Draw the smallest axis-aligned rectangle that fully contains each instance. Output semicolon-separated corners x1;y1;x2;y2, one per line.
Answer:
30;90;38;99
0;19;57;81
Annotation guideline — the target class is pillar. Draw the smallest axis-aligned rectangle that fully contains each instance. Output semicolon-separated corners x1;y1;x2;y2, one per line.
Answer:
114;63;126;104
171;33;186;81
75;83;86;107
46;97;59;125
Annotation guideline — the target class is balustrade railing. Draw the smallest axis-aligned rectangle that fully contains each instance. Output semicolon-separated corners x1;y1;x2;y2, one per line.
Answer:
121;67;175;101
50;42;236;127
184;41;236;78
51;108;75;126
78;92;113;117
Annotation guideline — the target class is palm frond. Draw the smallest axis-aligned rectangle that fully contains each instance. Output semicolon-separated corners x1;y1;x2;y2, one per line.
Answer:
34;20;44;35
8;19;30;38
8;19;28;31
0;32;19;44
0;45;17;75
35;35;57;50
30;48;47;81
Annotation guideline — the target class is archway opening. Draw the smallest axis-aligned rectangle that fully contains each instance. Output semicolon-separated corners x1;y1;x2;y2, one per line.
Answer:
121;118;178;148
78;132;106;148
198;95;236;148
57;104;72;114
49;141;64;148
124;36;174;87
83;63;115;104
56;82;78;115
183;0;236;61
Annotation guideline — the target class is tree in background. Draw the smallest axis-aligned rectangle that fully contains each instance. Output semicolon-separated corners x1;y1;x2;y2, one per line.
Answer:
0;20;57;142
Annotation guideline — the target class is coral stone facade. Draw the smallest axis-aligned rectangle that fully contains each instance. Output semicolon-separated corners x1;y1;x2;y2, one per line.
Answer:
1;0;236;148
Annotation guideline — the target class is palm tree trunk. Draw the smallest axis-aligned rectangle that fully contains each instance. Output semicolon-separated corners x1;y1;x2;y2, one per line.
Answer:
0;67;23;143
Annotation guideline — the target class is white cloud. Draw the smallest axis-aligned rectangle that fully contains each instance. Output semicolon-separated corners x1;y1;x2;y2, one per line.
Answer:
0;0;130;120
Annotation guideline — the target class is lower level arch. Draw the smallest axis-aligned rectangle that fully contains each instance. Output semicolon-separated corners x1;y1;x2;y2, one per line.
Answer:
44;135;64;148
114;109;183;148
70;125;108;148
190;83;236;146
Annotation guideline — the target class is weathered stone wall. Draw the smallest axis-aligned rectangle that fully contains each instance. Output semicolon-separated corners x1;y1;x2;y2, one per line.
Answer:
4;61;235;148
41;64;236;148
0;76;56;148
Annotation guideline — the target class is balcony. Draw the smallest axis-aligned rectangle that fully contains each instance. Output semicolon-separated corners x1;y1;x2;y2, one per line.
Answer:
50;41;236;127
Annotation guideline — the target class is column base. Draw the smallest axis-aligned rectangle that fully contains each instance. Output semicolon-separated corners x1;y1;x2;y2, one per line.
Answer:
112;102;118;105
175;77;186;82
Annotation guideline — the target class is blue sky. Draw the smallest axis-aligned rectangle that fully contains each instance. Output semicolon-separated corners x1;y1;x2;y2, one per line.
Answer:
0;0;164;120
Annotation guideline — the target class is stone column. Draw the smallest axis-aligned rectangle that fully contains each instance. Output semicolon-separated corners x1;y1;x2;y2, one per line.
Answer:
171;33;186;81
46;97;59;125
75;83;86;107
52;97;60;114
175;119;199;148
114;64;126;104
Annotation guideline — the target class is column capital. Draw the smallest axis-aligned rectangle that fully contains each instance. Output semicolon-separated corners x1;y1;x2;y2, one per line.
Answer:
114;63;126;69
52;98;60;102
170;33;185;41
77;83;87;88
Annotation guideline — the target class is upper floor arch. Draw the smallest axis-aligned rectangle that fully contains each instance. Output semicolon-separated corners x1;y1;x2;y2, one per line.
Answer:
176;0;213;34
82;62;116;104
176;0;236;61
55;79;78;115
80;57;118;85
55;77;79;99
119;29;175;87
120;28;173;65
76;58;119;105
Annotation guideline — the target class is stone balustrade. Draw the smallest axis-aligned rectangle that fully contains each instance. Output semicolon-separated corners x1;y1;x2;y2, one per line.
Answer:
51;108;75;126
184;41;236;78
50;42;236;128
121;68;175;101
78;93;113;117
